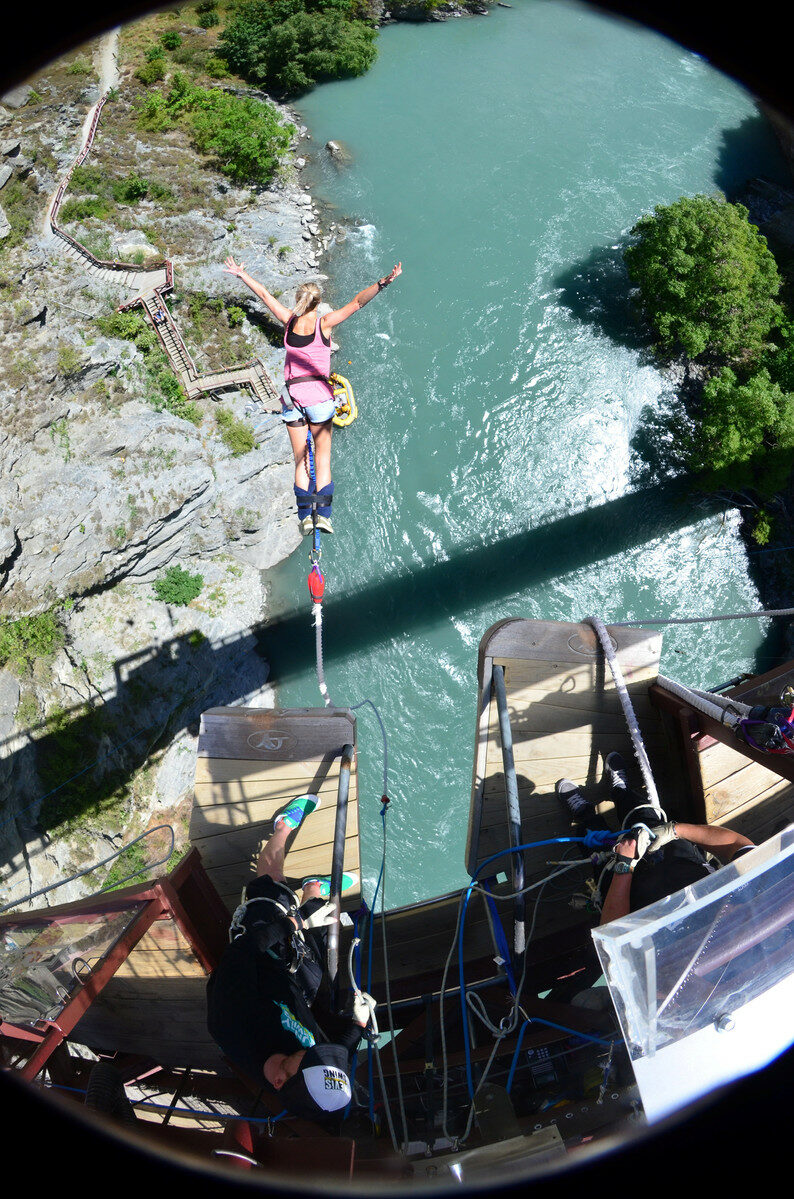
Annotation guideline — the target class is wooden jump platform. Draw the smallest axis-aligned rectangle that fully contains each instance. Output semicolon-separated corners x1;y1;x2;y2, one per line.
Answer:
189;707;361;914
460;619;678;952
468;619;669;863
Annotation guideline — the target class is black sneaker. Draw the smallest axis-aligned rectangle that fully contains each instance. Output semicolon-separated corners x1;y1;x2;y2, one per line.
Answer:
604;752;628;791
555;778;592;819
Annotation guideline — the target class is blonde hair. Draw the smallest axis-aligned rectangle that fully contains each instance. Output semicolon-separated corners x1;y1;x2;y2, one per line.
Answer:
293;282;322;318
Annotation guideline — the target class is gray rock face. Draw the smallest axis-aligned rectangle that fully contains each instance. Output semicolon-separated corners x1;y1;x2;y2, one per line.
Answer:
0;86;32;109
0;50;334;908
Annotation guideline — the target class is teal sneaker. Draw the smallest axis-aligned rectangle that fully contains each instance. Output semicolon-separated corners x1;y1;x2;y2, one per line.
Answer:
301;872;359;899
274;794;320;832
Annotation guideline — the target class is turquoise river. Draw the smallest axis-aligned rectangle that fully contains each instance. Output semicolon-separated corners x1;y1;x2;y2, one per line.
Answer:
262;0;792;906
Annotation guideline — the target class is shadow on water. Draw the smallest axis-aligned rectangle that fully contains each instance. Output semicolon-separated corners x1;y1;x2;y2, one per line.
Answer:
261;475;721;685
554;242;651;355
0;475;715;883
714;111;793;199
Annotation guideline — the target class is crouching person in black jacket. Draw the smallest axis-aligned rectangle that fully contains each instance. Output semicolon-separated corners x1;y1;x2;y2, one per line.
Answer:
206;793;372;1121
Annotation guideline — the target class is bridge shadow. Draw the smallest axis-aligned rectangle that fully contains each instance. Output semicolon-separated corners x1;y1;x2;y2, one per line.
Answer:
260;475;724;686
8;470;789;889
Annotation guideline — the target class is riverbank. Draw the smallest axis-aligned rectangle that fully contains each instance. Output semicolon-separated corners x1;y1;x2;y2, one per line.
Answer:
0;22;354;908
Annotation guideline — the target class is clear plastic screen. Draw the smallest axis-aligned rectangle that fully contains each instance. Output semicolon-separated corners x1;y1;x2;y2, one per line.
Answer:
592;827;794;1120
0;905;144;1025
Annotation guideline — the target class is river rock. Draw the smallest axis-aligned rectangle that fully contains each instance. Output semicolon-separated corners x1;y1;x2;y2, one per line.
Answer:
1;86;32;109
326;140;353;167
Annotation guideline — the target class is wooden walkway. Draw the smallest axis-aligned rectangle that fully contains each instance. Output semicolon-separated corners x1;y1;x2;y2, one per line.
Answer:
189;707;360;914
73;921;227;1070
49;88;282;418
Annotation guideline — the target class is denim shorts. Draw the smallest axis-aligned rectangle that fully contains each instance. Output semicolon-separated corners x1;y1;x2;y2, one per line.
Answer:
281;397;336;426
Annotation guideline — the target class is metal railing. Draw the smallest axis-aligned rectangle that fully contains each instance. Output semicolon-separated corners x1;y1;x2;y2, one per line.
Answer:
491;664;526;961
327;742;355;1008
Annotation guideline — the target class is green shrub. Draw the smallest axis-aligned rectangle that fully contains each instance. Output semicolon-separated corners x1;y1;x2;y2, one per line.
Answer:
112;172;149;203
0;610;65;674
69;164;110;195
226;305;245;327
753;510;774;546
67;57;93;76
153;564;204;606
58;195;112;223
220;0;378;97
146;350;201;424
197;9;220;27
762;315;794;393
216;407;255;455
57;344;83;377
15;691;40;728
136;58;167;86
96;309;157;353
161;31;183;50
205;55;230;78
136;74;291;186
625;194;782;363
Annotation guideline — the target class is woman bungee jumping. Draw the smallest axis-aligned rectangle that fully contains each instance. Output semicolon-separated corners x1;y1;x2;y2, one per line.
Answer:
223;256;402;535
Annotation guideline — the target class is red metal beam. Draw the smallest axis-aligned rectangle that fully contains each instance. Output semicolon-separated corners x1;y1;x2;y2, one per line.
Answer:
16;895;168;1082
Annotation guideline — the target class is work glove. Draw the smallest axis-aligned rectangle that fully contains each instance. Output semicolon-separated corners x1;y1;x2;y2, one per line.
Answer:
644;821;678;855
631;824;655;861
353;991;377;1026
302;901;336;930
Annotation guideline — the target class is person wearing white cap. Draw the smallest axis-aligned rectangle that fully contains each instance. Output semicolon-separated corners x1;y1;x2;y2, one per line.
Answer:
206;794;374;1121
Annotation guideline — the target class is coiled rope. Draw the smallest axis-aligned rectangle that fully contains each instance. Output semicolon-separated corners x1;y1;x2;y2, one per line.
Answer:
439;836;618;1146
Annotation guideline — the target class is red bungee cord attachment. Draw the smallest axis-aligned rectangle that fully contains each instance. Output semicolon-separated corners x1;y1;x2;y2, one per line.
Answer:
308;562;325;604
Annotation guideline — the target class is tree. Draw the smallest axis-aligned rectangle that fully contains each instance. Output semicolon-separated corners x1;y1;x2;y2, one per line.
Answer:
136;75;292;187
688;366;794;494
220;0;377;96
624;194;782;363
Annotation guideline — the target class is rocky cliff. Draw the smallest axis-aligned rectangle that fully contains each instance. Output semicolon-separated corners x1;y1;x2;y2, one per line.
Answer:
0;26;342;909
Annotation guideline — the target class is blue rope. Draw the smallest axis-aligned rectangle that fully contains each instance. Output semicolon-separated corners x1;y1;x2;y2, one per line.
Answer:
458;834;619;1102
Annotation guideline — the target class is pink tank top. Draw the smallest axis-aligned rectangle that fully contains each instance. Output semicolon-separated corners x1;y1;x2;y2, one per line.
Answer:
284;314;333;408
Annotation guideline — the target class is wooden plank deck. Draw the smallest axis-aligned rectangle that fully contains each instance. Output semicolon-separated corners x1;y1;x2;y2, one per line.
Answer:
464;619;677;949
190;707;361;914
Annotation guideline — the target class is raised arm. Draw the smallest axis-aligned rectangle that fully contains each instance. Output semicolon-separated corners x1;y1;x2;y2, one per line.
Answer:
223;255;293;325
323;262;402;330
